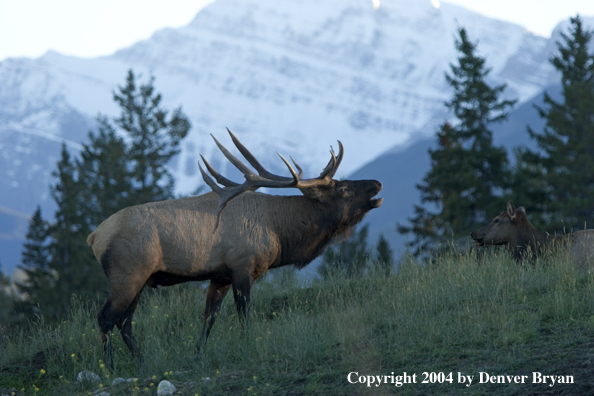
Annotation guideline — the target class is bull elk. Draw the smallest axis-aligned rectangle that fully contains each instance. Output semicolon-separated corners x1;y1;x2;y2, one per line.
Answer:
471;201;594;264
87;129;383;367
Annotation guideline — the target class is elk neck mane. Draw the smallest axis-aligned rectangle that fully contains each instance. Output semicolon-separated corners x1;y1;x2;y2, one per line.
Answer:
511;213;567;260
257;193;360;269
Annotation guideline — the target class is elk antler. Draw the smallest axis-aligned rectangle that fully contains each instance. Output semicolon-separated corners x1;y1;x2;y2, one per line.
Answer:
199;128;343;227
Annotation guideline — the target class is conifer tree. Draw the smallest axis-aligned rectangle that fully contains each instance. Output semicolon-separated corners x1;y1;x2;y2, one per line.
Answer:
508;147;549;230
46;145;106;319
16;206;52;316
77;116;133;227
113;70;191;204
374;234;393;276
398;28;516;254
0;260;16;329
522;16;594;231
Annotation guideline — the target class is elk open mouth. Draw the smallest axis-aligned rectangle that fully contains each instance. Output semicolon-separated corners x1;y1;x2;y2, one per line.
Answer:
369;181;383;208
370;197;383;208
473;238;484;246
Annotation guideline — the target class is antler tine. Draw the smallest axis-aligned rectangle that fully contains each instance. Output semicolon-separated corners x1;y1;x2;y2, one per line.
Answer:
291;140;344;188
227;128;295;182
198;162;225;196
276;152;300;182
211;133;256;178
318;141;344;180
289;155;304;179
199;154;239;188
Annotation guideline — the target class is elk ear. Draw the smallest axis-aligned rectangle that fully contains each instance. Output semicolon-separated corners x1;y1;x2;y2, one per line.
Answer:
299;187;324;200
507;201;516;220
299;182;335;203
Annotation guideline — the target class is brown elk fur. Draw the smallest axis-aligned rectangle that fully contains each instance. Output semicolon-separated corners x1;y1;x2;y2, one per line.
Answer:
88;140;382;367
471;201;594;265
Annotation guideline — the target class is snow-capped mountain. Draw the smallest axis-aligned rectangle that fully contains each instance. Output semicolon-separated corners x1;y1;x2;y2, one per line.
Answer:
0;0;578;274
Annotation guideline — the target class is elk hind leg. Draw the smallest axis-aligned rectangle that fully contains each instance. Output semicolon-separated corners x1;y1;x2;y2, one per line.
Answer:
98;279;146;368
97;298;118;370
116;290;143;362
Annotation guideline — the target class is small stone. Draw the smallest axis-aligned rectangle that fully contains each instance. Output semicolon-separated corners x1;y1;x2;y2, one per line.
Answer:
157;380;176;396
111;377;126;386
77;371;100;382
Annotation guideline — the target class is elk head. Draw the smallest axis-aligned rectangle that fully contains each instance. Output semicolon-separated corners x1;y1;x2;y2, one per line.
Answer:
471;201;526;246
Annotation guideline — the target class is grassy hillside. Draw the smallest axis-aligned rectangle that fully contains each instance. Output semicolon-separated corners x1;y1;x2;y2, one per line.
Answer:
1;248;593;395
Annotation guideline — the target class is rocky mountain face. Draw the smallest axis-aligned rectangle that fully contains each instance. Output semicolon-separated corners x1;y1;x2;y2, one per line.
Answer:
2;0;586;274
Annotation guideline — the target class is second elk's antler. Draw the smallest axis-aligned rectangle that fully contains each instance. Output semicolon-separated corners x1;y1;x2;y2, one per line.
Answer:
199;128;344;224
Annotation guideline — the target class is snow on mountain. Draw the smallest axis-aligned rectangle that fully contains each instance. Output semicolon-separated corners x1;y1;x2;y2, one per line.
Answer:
0;0;567;274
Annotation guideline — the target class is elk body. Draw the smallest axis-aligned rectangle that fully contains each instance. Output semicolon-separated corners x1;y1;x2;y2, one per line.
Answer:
87;130;383;366
471;201;594;265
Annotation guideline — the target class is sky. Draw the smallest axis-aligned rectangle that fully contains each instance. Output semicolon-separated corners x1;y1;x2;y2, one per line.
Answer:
1;0;594;62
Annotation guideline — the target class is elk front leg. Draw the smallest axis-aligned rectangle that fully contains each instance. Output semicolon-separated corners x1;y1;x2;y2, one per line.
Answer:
232;271;253;329
196;280;231;354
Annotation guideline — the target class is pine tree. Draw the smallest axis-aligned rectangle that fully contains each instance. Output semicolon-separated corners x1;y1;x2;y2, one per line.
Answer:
508;147;550;230
77;116;133;226
522;16;594;231
0;260;16;329
15;206;52;317
113;70;191;204
398;28;516;254
374;234;393;276
45;145;106;319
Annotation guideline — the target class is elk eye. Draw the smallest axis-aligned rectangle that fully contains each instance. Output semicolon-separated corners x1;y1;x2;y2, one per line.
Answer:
338;187;351;196
493;218;499;224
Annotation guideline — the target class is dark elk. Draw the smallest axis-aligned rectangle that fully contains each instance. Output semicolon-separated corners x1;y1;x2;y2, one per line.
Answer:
87;129;383;366
471;201;594;264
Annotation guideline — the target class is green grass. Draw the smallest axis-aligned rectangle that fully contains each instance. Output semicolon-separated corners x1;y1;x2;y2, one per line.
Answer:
1;248;594;395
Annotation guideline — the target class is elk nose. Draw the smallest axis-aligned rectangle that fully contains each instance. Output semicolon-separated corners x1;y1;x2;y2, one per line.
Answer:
365;180;382;194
